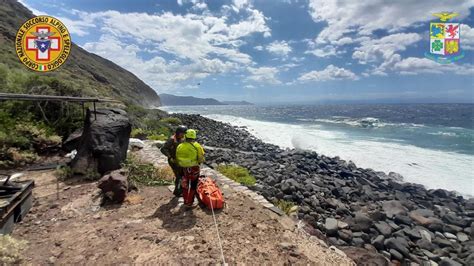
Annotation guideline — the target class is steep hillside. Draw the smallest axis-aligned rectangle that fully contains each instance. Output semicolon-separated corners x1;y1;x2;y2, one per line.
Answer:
0;0;161;107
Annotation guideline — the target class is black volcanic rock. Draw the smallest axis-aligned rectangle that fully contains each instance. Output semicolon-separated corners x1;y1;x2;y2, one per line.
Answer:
174;113;472;265
71;108;131;176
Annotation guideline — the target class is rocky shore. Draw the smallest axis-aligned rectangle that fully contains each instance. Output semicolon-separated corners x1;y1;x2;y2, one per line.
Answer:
175;113;473;265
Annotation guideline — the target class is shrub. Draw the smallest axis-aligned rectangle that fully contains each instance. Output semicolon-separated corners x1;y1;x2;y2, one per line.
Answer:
131;126;171;140
122;154;173;187
0;148;37;168
273;199;297;215
216;164;256;186
84;168;101;181
160;117;182;125
130;128;147;139
55;165;73;180
147;134;167;141
0;65;83;169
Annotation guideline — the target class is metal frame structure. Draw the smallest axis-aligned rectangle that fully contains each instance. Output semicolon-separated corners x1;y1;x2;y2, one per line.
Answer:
0;93;122;120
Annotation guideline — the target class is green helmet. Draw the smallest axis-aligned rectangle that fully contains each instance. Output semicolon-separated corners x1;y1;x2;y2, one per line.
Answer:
185;129;197;139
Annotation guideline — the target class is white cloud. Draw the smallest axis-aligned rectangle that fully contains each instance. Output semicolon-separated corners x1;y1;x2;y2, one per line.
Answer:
298;65;358;82
55;16;95;37
74;7;272;90
254;45;263;50
461;24;474;50
352;33;422;64
281;63;299;71
291;56;305;62
228;9;271;39
308;0;474;44
266;40;292;56
233;0;250;11
391;57;474;75
83;35;238;90
332;37;353;46
306;45;339;58
195;2;207;10
246;67;281;84
80;9;270;63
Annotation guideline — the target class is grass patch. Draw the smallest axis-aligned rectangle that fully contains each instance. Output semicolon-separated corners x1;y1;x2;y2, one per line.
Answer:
122;154;173;187
273;199;297;215
216;164;256;186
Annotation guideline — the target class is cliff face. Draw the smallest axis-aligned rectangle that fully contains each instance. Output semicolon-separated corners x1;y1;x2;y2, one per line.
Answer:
0;0;161;107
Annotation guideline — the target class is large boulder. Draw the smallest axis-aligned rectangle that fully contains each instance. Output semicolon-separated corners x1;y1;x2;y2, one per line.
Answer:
98;169;128;203
62;128;83;152
350;212;373;232
70;108;131;176
382;200;408;219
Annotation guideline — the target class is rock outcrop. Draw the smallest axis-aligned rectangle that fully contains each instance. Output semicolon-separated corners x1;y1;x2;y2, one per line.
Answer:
70;108;131;177
98;169;129;203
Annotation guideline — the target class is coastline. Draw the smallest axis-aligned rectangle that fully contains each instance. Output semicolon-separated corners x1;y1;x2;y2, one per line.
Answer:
174;113;473;265
161;105;473;196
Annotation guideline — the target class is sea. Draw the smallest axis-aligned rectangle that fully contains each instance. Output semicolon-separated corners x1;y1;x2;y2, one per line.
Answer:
161;104;474;197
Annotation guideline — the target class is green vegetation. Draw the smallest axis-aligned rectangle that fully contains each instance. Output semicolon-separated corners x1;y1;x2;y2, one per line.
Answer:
55;165;74;180
127;104;179;140
147;134;168;141
0;63;83;168
122;154;174;187
159;117;182;126
216;164;256;186
0;62;172;168
85;168;101;181
273;199;297;215
0;0;167;169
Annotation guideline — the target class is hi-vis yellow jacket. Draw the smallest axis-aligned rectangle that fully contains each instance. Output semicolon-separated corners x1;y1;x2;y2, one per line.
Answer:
176;141;205;167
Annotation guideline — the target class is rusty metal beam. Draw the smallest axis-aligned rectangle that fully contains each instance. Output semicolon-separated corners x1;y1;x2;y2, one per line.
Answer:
0;93;121;103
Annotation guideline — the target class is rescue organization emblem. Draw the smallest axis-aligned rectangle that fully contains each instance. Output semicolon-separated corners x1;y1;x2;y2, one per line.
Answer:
15;16;72;72
424;12;464;64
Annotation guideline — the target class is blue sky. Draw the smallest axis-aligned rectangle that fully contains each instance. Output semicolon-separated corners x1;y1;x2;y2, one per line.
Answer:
20;0;474;103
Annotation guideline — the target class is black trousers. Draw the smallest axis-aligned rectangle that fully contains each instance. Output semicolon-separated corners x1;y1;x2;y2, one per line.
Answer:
169;159;183;195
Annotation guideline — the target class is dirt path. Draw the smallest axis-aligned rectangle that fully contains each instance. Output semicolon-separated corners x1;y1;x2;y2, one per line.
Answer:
10;149;353;265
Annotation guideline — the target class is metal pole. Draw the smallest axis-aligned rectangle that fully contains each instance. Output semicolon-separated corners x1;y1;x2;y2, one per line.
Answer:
93;102;97;120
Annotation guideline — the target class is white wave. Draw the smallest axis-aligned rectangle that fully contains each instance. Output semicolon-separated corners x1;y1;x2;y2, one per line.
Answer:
206;114;474;197
428;131;458;137
312;117;427;129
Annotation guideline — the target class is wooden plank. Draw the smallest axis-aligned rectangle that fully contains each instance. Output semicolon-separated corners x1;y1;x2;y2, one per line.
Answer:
0;93;121;103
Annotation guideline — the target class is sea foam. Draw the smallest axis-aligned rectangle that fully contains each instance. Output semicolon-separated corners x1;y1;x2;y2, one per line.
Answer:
206;114;474;197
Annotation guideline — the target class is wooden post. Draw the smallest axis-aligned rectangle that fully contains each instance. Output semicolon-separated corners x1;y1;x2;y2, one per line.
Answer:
93;101;97;120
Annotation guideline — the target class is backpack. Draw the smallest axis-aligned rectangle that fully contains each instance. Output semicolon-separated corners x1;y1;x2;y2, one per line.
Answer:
197;176;225;210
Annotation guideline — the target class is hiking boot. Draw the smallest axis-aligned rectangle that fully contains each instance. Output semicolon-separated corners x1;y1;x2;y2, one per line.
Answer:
173;188;182;197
